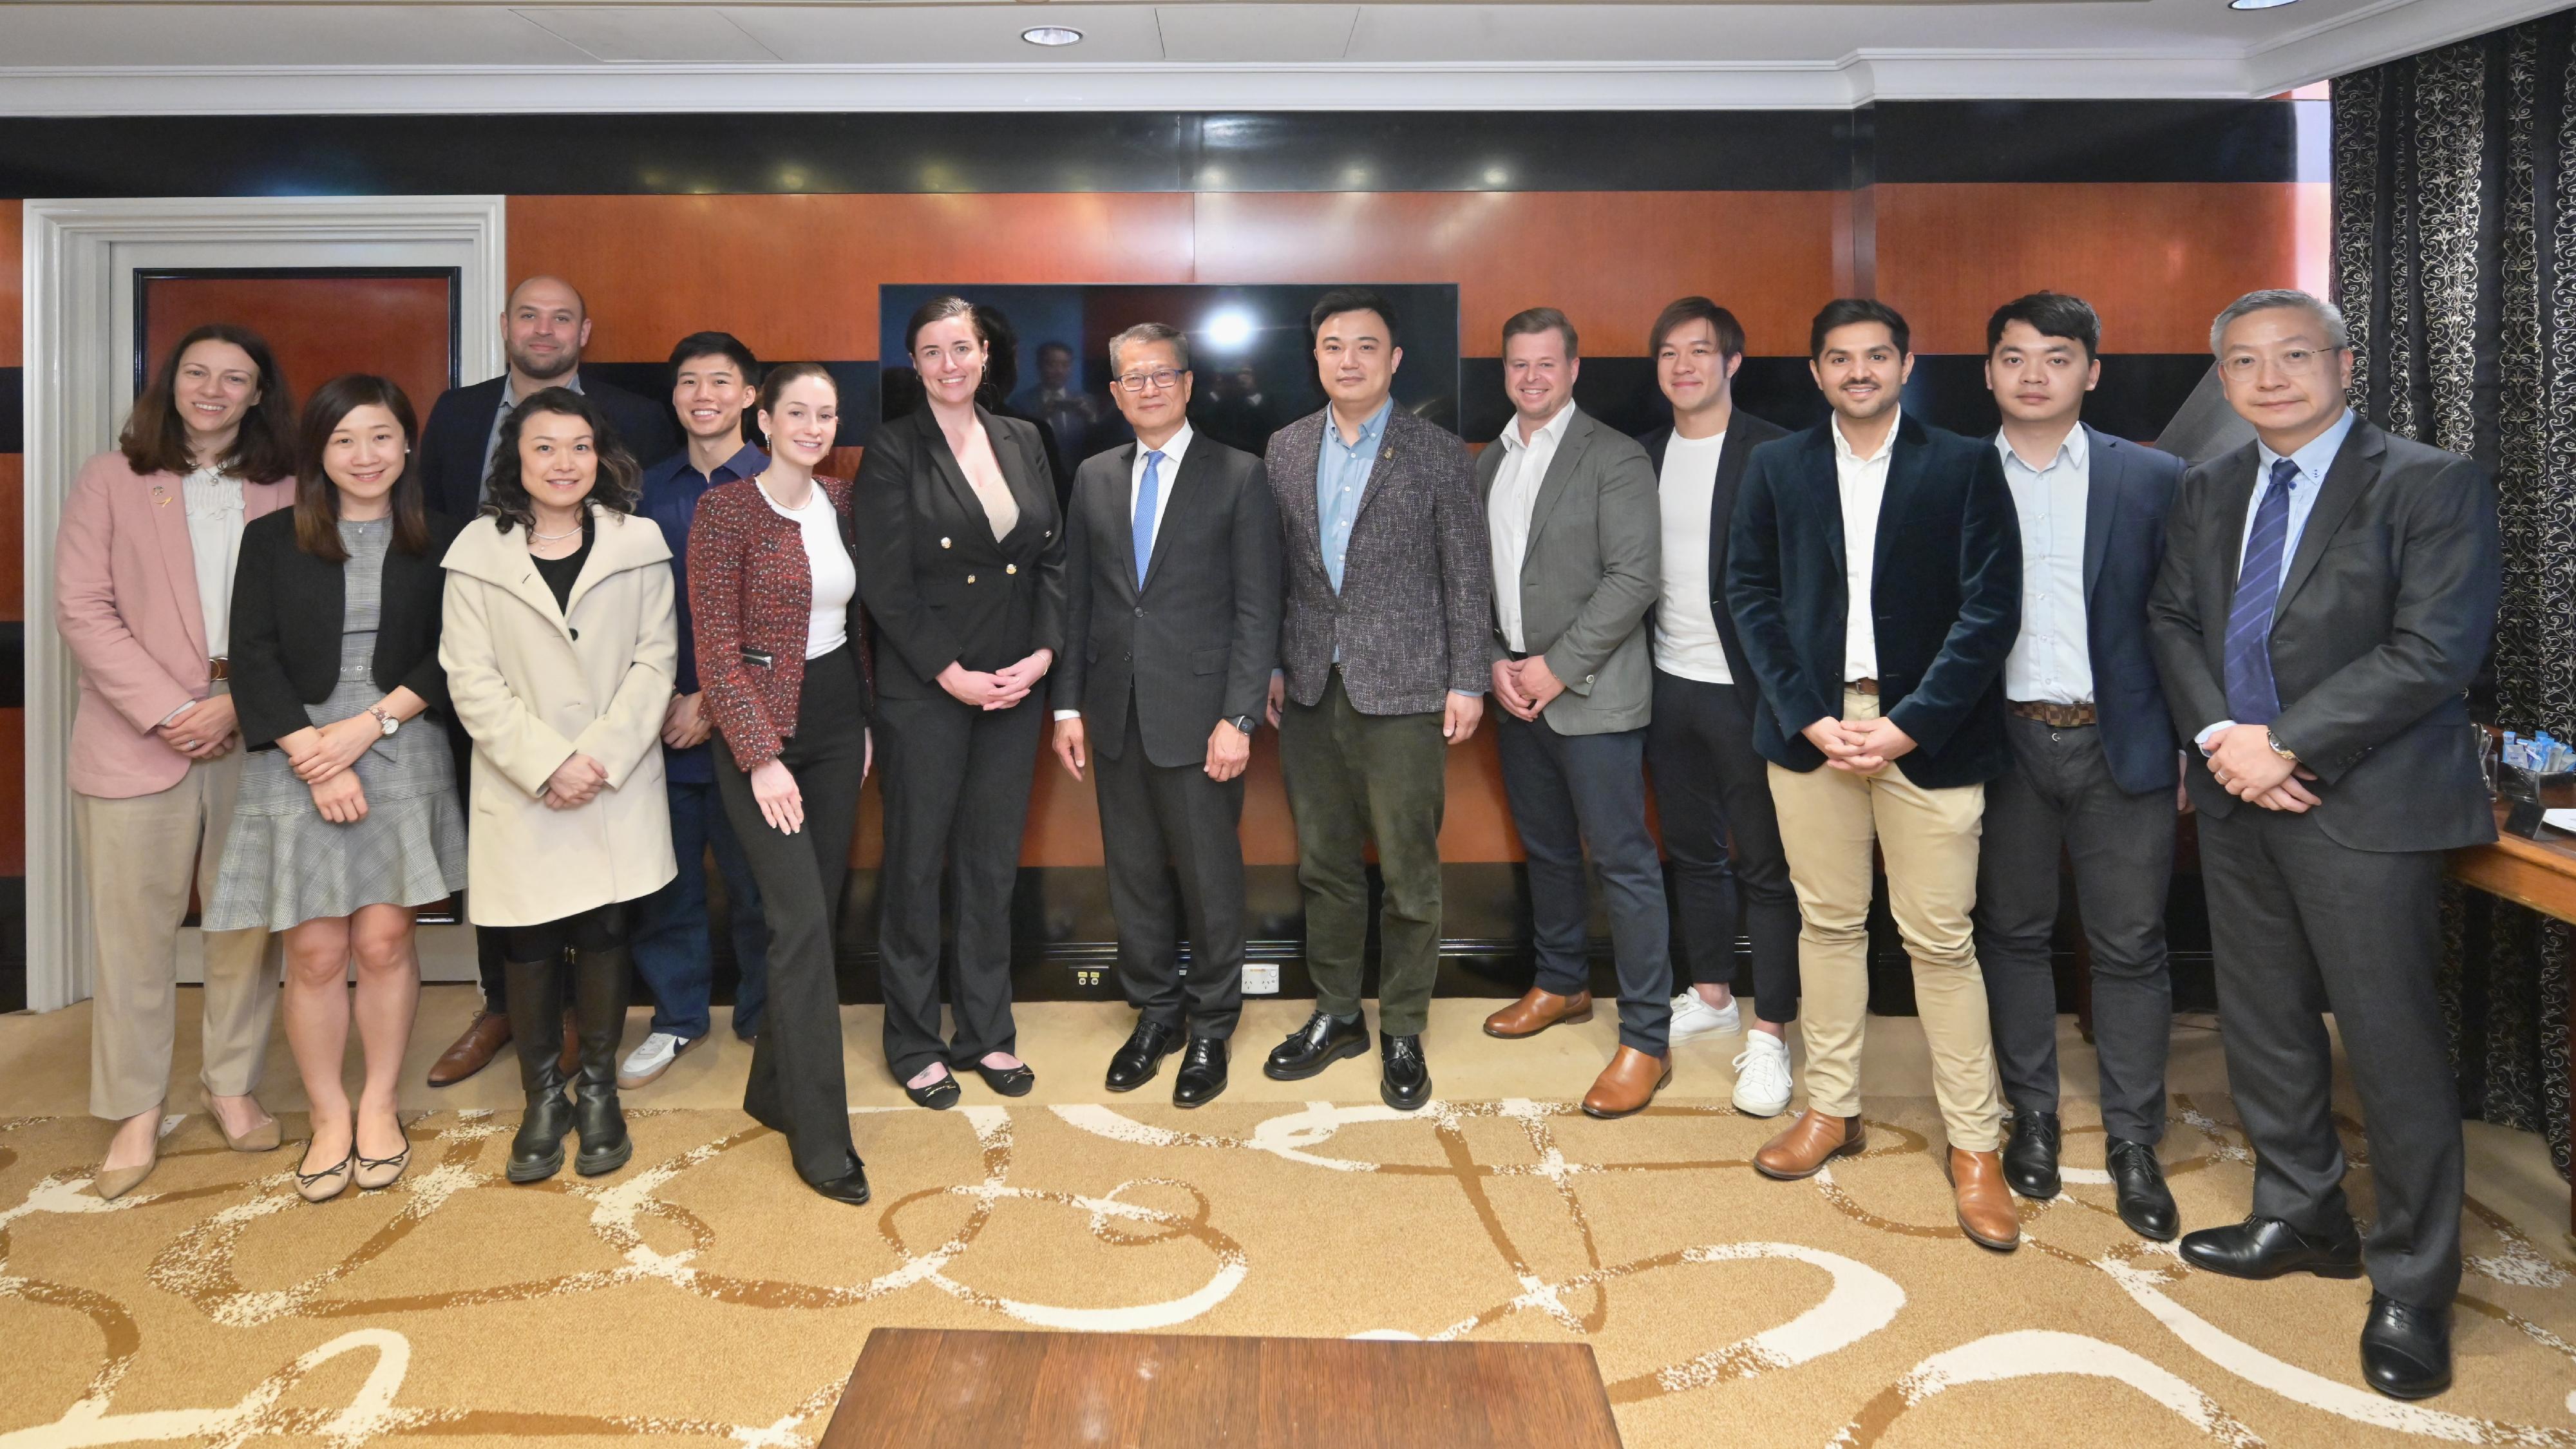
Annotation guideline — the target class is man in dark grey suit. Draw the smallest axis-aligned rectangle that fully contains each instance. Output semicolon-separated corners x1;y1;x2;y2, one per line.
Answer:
1471;308;1673;1118
2151;289;2499;1401
1262;288;1490;1112
1970;292;2186;1240
1050;323;1281;1108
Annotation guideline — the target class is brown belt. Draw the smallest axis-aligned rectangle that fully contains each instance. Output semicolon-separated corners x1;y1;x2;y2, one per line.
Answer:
1845;677;1879;696
2008;700;2096;727
207;658;231;682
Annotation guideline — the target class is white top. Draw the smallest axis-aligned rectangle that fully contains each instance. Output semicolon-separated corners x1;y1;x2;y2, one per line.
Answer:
1487;402;1578;654
761;478;854;660
1652;429;1732;683
1131;424;1193;563
180;465;247;659
1832;410;1897;683
1996;426;2093;706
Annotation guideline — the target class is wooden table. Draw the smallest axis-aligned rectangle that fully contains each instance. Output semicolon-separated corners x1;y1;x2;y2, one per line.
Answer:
2448;807;2576;1231
817;1328;1625;1449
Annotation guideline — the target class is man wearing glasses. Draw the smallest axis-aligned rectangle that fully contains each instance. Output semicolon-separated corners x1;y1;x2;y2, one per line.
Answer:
2150;289;2499;1400
1050;323;1282;1107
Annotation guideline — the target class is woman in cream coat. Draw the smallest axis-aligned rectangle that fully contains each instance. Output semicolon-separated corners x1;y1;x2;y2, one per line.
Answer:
440;387;677;1184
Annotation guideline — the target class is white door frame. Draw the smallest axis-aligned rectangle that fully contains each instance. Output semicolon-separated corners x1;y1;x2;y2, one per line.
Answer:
21;194;507;1012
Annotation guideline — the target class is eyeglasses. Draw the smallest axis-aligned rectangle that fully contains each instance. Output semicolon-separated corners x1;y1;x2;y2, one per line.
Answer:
1115;368;1187;393
2221;345;2345;379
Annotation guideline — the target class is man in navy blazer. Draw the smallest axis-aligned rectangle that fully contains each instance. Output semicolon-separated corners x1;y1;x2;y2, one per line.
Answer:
1725;298;2023;1250
1965;293;2185;1242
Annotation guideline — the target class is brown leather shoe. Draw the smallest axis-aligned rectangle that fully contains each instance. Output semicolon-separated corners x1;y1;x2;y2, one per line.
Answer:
1580;1046;1671;1119
426;1010;512;1088
558;1008;580;1079
1482;987;1594;1039
1949;1147;2022;1251
1752;1109;1866;1180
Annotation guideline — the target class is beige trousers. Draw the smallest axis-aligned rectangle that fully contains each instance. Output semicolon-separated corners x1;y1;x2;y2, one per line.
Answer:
75;748;276;1120
1766;689;2002;1151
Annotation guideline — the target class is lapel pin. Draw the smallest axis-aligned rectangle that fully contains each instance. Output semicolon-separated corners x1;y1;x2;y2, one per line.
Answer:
151;485;171;507
1381;447;1395;461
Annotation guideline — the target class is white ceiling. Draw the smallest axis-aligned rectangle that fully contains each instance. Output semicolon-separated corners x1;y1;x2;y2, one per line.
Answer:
0;0;2555;113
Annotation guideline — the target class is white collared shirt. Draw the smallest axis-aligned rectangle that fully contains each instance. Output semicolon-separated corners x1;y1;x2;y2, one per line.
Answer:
1832;410;1898;682
1653;429;1732;683
180;465;247;659
1130;424;1193;565
1997;425;2093;706
1489;402;1578;654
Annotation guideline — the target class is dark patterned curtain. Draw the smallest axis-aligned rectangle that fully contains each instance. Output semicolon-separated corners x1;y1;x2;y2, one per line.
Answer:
2336;12;2575;1179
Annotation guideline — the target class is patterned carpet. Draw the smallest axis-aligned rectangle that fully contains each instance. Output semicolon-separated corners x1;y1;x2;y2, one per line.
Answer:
2;1091;2573;1448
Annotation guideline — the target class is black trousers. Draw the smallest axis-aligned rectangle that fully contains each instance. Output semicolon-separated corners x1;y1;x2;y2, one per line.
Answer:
447;719;516;1007
2197;804;2462;1309
873;688;1043;1081
1971;716;2175;1144
1643;670;1799;1023
1095;701;1247;1039
1495;708;1673;1056
713;646;865;1186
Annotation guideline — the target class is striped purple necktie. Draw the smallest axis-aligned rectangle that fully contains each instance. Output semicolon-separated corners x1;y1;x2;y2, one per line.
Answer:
2222;457;2300;726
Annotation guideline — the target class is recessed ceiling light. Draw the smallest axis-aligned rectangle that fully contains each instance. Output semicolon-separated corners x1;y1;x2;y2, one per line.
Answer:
1021;25;1083;45
2228;0;2299;10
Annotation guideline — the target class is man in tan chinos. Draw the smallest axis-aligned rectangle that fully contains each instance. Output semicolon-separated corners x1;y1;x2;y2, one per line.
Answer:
1722;298;2023;1249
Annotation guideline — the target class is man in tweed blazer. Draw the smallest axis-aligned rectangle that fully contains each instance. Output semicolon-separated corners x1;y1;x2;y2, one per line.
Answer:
1260;289;1490;1112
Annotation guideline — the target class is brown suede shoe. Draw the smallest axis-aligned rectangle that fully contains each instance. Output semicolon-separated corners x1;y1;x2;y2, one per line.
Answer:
1482;987;1595;1039
426;1010;512;1088
1949;1147;2022;1251
1753;1109;1866;1180
1580;1046;1671;1119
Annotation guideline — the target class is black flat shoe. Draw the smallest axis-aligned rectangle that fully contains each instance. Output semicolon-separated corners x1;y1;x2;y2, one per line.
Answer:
1264;1011;1370;1081
1106;1021;1179;1093
2179;1213;2362;1280
2106;1138;2179;1241
2360;1293;2452;1400
905;1071;962;1111
1173;1037;1228;1108
971;1059;1037;1097
2002;1110;2061;1199
1380;1034;1431;1112
810;1167;873;1206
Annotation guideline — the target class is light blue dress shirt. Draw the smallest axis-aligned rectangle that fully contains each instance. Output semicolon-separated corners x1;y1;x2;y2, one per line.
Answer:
2196;406;2358;747
1316;399;1392;594
1998;426;2094;706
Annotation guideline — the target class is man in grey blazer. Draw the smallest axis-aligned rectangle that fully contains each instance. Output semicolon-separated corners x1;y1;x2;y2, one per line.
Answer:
1262;289;1490;1112
1473;308;1674;1117
2151;289;2499;1401
1052;323;1282;1109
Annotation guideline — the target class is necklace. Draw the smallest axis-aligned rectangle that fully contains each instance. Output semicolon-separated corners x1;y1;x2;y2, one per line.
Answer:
531;524;582;542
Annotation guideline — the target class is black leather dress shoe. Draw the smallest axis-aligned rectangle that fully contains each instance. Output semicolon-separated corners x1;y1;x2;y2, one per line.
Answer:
971;1059;1037;1097
905;1071;962;1111
1380;1034;1432;1112
2179;1214;2362;1280
1173;1038;1228;1108
2106;1138;2179;1241
2361;1293;2452;1399
1264;1011;1370;1081
1106;1021;1179;1093
2002;1110;2061;1199
809;1166;872;1206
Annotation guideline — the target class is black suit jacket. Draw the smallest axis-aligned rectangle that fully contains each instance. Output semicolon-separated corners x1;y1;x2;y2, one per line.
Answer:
1725;410;2021;790
2149;417;2499;851
1052;435;1282;768
1642;408;1788;707
1988;424;2183;795
228;509;464;749
853;405;1068;699
417;369;679;524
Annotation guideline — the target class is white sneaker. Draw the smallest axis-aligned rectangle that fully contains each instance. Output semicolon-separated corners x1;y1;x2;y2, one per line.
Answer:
1730;1032;1794;1118
1669;990;1743;1043
616;1031;701;1089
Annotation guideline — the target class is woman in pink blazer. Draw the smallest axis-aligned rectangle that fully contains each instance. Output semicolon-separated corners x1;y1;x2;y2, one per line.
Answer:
54;323;298;1198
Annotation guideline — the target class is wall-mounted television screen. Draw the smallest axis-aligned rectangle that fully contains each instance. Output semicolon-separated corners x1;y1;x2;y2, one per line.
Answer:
879;283;1462;493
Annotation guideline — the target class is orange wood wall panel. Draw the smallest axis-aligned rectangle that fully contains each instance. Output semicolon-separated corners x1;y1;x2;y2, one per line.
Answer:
0;455;20;624
1;200;19;366
0;708;24;876
142;274;454;426
1192;191;1841;358
509;194;1199;363
1874;182;2332;354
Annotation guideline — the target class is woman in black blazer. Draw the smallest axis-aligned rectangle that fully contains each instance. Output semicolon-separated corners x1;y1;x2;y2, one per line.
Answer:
205;375;467;1202
854;296;1067;1109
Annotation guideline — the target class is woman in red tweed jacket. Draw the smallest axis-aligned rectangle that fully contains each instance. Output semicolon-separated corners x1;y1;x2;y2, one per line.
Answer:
687;362;873;1207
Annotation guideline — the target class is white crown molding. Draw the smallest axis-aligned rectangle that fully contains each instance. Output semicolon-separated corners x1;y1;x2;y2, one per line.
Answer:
2244;0;2571;93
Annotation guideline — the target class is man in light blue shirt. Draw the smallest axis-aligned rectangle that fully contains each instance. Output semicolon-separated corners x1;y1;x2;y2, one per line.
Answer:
1316;396;1390;594
2192;404;2357;750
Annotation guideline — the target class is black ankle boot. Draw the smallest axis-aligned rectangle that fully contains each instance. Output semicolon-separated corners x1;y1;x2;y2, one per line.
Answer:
504;957;572;1183
571;945;633;1177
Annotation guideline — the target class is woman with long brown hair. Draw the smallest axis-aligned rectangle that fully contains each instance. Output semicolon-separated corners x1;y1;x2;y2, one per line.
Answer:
206;374;467;1202
55;323;298;1199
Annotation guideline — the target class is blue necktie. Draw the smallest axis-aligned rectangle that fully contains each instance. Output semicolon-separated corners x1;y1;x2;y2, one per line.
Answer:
2223;457;2299;725
1133;450;1165;589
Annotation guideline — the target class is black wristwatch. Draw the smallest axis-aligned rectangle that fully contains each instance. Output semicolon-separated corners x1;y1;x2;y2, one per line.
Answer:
1227;714;1258;737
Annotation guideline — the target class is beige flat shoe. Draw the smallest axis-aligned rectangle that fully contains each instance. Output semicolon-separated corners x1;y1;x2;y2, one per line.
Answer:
294;1143;355;1204
94;1106;163;1201
201;1088;281;1153
353;1122;412;1191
